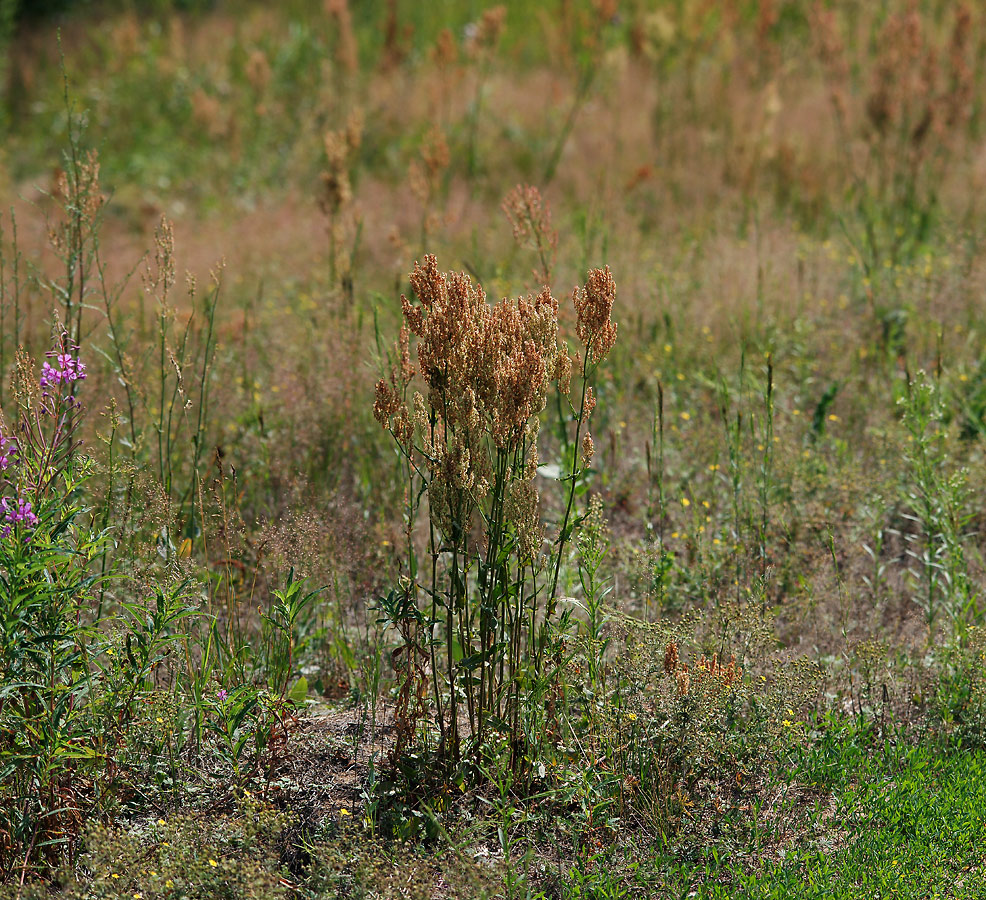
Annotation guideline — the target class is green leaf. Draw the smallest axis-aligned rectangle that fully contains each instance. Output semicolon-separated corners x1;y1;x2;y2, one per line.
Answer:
459;652;486;672
288;675;308;704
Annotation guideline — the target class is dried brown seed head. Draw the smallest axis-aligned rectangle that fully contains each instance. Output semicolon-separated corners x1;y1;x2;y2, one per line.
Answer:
573;267;618;362
664;640;679;675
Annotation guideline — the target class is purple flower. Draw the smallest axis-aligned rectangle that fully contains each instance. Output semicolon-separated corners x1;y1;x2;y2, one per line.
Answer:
39;362;58;389
0;437;17;472
2;495;38;528
217;689;228;702
39;341;87;393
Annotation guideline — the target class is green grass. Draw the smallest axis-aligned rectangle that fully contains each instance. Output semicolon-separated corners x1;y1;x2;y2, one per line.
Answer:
715;743;986;897
559;730;986;899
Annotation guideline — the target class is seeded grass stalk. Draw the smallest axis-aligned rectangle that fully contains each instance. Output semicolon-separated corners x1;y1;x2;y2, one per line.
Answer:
50;66;104;358
0;211;23;409
463;8;506;180
644;380;671;618
319;112;363;293
757;354;774;611
98;213;221;557
95;229;144;469
899;370;978;640
205;450;248;669
374;255;616;767
575;494;610;692
719;364;746;606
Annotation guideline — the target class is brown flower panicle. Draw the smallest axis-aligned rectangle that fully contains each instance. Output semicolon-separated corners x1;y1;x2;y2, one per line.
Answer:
581;432;594;467
502;184;558;286
466;6;507;57
573;266;618;363
675;670;690;697
245;49;272;94
693;653;741;688
377;255;571;546
432;28;459;68
325;0;358;73
663;640;679;675
320;111;362;217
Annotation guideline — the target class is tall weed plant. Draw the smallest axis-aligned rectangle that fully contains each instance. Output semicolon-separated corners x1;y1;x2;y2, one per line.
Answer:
373;253;618;770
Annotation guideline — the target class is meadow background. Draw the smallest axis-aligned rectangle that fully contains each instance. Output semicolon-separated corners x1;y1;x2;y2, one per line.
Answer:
2;0;986;897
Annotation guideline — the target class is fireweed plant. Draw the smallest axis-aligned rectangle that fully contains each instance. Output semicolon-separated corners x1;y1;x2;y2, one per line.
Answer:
373;255;617;770
0;337;104;878
0;337;225;882
0;337;210;880
2;338;86;535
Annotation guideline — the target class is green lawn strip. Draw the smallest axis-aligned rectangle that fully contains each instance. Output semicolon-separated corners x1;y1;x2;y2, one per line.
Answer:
561;731;986;899
681;736;986;898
